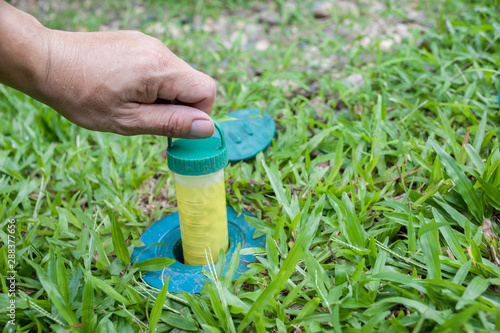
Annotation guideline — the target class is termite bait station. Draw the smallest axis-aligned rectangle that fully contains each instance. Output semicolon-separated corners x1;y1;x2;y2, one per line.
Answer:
132;109;276;293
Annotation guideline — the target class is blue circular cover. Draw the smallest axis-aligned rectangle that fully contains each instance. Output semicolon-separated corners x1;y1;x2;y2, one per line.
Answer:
131;207;266;293
215;109;276;161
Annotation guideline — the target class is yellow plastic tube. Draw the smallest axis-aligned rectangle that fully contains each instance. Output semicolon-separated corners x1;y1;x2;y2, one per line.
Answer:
174;169;228;266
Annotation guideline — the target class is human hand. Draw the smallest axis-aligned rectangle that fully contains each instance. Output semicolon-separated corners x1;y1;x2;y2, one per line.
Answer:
0;1;216;138
39;30;216;138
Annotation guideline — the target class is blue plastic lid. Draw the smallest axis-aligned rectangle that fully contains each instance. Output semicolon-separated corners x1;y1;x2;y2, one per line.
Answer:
215;109;276;161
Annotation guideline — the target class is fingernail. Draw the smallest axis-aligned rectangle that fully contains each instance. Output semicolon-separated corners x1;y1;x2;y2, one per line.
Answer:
190;119;213;138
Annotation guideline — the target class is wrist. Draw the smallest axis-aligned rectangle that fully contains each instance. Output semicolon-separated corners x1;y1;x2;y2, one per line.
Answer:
0;1;51;99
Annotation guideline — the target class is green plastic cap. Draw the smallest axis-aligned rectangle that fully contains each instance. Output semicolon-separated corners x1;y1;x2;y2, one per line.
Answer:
167;121;228;176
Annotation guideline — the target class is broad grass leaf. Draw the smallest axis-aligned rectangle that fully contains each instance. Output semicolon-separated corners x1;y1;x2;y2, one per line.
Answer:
304;250;331;307
417;222;449;237
470;239;483;265
253;312;266;333
208;286;227;331
328;193;365;249
473;110;488;152
359;310;391;333
429;138;483;223
452;260;472;285
149;277;169;333
368;238;388;292
265;230;279;268
90;230;111;268
56;252;69;303
465;144;485;174
160;311;198;331
296;298;320;320
419;216;441;279
432;306;478;333
110;211;130;265
374;297;444;324
477;176;500;208
342;192;366;248
352;258;365;282
262;160;294;220
37;269;79;325
133;258;174;272
433;208;468;263
184;293;218;328
437;107;460;159
456;276;490;310
236;207;322;332
223;243;241;288
83;270;130;305
201;324;222;333
408;214;416;253
81;277;94;333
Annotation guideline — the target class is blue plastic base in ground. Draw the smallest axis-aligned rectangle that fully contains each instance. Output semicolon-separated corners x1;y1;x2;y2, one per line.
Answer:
131;207;265;293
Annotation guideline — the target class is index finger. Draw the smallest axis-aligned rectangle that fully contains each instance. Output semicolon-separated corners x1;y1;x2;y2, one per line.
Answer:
157;67;216;115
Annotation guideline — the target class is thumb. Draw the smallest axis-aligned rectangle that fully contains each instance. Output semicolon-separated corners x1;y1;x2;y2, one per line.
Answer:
121;103;215;138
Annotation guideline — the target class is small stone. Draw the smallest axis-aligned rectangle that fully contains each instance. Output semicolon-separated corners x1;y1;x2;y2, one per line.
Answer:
343;73;365;89
272;79;301;98
379;39;394;51
255;39;270;51
336;0;360;17
360;36;371;48
360;53;374;63
259;8;280;25
313;1;333;19
224;31;248;49
364;20;384;38
392;33;402;44
395;23;411;39
368;1;386;13
202;17;226;33
408;10;426;23
379;39;394;52
325;23;337;34
167;24;183;39
202;39;222;52
145;22;166;36
244;23;263;39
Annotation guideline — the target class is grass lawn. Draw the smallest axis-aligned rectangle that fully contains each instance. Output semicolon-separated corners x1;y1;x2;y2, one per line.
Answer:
1;0;500;331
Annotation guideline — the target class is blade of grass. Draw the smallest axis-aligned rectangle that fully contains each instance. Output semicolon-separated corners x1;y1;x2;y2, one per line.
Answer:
473;110;488;152
133;258;174;272
36;267;79;325
456;276;490;310
419;215;442;279
262;160;295;221
81;277;94;333
149;277;169;333
237;202;323;332
223;243;241;288
429;138;483;223
83;270;130;305
110;211;130;265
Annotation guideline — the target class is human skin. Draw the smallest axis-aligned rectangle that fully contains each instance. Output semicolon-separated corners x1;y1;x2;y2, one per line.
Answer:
0;1;216;138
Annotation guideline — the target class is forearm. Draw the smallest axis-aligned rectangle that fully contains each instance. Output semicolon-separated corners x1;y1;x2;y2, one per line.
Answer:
0;0;49;99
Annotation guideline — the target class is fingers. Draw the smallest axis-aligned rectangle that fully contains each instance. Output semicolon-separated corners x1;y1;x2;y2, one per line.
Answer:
116;103;215;138
156;67;217;116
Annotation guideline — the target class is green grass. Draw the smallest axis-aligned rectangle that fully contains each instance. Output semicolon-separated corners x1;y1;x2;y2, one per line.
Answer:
1;0;500;331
